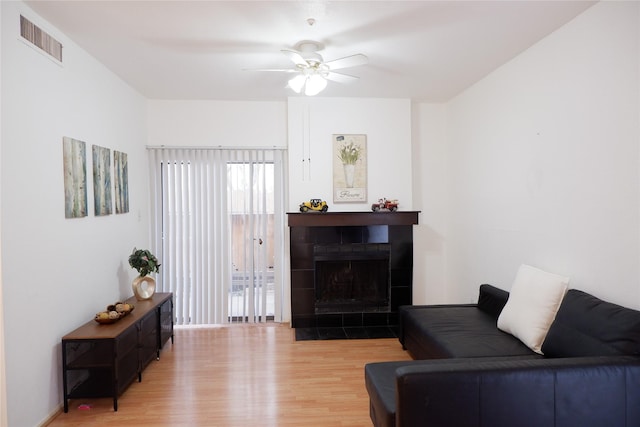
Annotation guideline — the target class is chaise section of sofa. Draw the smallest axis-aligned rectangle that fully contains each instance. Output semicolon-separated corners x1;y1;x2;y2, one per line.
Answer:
399;285;539;360
366;284;640;427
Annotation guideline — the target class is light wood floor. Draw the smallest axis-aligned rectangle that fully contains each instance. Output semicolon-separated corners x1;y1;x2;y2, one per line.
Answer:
47;324;411;427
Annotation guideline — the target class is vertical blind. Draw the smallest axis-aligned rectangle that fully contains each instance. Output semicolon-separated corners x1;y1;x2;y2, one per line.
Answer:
147;147;286;325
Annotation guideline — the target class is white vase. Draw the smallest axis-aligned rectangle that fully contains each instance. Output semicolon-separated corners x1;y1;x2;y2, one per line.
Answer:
132;275;156;301
343;164;355;188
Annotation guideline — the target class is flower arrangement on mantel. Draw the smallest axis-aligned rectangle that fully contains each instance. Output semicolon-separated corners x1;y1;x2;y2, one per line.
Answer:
129;247;160;277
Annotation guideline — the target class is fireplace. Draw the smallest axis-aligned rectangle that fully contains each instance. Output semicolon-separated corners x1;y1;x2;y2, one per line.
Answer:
288;211;419;328
315;243;391;314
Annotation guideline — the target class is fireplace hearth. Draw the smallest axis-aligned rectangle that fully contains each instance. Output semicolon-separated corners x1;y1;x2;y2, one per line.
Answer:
288;211;419;328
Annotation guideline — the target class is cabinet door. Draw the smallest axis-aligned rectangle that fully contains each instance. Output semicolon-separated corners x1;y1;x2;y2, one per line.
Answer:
63;339;115;404
139;311;158;369
159;298;173;348
116;325;139;394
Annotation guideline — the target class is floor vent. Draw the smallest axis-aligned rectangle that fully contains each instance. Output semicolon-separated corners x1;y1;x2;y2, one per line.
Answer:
20;15;63;62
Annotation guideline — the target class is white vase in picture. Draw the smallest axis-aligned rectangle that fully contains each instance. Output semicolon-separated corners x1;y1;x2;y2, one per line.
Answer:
343;164;355;188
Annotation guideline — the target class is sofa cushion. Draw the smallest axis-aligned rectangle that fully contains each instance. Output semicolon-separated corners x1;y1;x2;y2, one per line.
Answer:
498;264;569;354
542;289;640;357
400;305;540;359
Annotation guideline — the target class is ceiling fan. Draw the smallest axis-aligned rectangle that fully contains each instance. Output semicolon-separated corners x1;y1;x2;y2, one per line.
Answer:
250;40;368;96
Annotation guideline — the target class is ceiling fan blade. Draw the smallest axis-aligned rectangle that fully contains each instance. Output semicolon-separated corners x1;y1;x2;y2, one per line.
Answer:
281;49;308;67
325;71;359;84
324;54;368;71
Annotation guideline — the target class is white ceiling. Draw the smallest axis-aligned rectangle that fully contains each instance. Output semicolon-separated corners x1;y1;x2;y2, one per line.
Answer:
24;0;596;101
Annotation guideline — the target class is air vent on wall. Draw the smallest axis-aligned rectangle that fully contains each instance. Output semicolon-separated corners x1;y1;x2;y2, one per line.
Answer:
20;15;63;62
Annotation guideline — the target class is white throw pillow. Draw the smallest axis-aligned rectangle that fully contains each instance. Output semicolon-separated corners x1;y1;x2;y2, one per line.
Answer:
497;264;569;354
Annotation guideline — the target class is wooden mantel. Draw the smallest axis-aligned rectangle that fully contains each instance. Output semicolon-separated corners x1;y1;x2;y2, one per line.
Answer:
287;211;420;227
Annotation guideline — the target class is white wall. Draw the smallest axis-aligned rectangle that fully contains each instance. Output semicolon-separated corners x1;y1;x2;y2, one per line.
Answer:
1;3;149;426
287;97;413;212
441;1;640;306
0;2;6;425
412;103;448;304
147;100;287;148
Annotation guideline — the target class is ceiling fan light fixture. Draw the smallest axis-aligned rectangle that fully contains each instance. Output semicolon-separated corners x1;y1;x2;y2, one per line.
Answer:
304;74;327;96
288;74;307;94
250;39;367;97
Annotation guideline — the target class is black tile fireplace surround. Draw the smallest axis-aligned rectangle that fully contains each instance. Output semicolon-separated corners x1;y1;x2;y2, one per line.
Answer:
288;211;419;329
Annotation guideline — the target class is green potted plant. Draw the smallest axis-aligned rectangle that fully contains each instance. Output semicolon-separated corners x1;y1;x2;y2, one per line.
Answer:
129;248;160;300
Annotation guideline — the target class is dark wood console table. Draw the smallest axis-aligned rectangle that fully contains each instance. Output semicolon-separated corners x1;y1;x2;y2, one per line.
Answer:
61;292;174;412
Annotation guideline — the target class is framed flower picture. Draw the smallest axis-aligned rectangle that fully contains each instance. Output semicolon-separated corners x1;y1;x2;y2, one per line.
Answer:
333;134;367;203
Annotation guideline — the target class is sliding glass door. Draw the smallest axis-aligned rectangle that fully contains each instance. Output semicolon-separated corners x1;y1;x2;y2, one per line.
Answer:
228;159;276;322
148;148;285;325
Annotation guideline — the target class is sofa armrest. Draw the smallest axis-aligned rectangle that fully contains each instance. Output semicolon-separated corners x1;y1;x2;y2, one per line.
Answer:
476;284;509;319
395;356;640;427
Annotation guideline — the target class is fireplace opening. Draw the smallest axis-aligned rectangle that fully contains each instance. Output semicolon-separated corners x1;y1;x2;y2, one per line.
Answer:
314;244;390;314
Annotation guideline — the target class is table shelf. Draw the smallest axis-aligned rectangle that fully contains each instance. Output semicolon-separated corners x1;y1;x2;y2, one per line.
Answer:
61;293;173;412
